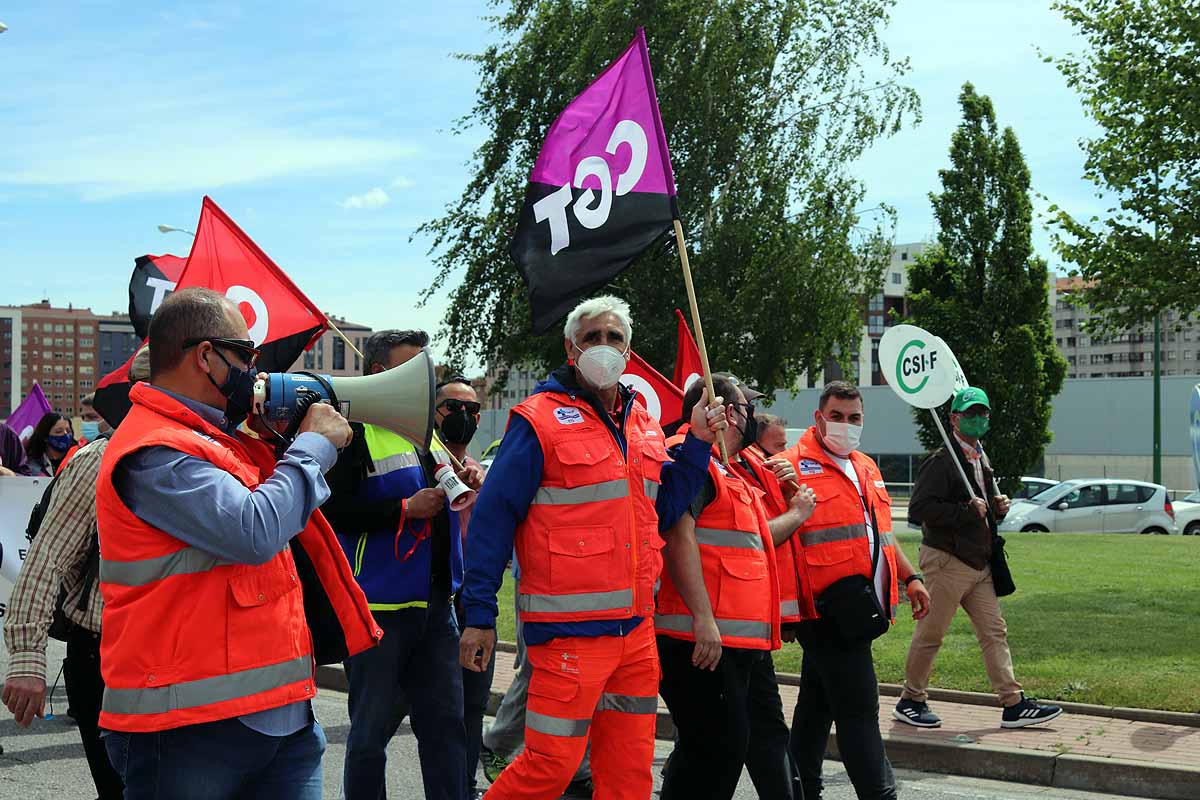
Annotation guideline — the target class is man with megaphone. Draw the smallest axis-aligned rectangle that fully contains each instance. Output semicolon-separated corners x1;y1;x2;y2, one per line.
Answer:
320;329;476;800
94;288;381;800
458;295;729;800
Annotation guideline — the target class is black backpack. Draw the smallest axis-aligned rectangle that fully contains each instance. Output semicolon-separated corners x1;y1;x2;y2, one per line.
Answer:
23;452;101;642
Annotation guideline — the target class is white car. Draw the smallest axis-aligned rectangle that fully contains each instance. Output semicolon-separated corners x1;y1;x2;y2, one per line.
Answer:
1171;490;1200;536
999;479;1177;534
1013;476;1059;500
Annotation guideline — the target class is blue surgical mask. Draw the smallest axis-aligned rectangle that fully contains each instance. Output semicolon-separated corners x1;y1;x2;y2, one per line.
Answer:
80;421;101;441
48;433;76;453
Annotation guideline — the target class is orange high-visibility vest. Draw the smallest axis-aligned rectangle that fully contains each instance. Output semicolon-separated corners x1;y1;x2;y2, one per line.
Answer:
655;434;781;651
779;427;898;622
511;391;670;623
96;383;381;733
734;448;803;624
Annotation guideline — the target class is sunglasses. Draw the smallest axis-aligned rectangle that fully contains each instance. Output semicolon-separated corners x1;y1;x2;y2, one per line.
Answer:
729;401;756;418
438;398;481;415
182;337;261;367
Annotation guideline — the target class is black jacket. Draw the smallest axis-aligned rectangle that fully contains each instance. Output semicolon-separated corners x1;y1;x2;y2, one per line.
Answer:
908;443;1003;570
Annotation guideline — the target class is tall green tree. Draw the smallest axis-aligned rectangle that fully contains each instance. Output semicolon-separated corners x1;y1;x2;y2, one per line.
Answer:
418;0;919;390
1044;0;1200;331
906;84;1067;491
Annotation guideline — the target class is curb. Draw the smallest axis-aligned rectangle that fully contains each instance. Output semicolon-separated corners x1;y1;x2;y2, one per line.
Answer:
315;653;1200;800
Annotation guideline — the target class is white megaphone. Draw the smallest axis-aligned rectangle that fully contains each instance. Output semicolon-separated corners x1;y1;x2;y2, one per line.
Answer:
434;464;476;511
252;349;436;450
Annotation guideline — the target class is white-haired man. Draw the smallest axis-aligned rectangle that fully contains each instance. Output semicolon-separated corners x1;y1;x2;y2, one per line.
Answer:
459;296;729;800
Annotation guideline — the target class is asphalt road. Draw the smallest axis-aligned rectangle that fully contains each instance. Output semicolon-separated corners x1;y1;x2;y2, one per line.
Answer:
0;640;1159;799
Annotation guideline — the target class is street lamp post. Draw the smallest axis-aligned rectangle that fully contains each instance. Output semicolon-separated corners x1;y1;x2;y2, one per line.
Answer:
157;224;195;237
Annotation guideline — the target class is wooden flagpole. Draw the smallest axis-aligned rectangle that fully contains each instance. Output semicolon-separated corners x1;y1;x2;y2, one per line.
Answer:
326;315;364;360
673;219;730;465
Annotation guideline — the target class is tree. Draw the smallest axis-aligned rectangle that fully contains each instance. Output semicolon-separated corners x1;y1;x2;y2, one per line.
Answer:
905;84;1067;491
418;0;919;391
1044;0;1200;331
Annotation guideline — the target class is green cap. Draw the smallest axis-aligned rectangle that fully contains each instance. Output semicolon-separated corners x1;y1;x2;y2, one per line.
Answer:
951;386;990;413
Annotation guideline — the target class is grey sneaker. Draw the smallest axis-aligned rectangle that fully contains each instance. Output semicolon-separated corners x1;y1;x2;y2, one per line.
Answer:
893;698;942;728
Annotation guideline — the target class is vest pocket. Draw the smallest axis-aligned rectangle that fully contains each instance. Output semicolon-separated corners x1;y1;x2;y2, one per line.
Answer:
714;553;770;622
227;567;304;672
547;525;621;595
553;438;620;487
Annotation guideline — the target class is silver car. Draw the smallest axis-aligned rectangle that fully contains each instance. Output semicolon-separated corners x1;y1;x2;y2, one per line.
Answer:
1171;490;1200;536
998;478;1177;534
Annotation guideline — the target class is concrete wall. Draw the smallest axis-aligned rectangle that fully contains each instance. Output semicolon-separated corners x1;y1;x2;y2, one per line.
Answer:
468;373;1200;492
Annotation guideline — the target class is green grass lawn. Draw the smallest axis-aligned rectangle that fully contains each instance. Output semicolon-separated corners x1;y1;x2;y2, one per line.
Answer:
494;532;1200;712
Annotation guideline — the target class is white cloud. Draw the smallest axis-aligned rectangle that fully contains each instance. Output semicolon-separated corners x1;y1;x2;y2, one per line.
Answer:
339;187;390;210
391;176;415;189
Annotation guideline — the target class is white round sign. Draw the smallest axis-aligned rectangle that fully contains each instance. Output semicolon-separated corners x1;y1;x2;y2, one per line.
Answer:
878;324;957;409
935;336;970;393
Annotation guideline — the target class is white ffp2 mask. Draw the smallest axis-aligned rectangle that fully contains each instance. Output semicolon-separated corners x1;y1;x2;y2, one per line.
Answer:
574;344;628;390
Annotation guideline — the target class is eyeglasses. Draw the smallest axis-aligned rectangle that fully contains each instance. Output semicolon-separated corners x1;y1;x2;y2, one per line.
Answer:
438;398;481;415
182;337;261;368
959;407;990;418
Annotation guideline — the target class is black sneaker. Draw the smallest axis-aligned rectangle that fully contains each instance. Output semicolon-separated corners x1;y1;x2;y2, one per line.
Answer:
1001;695;1063;728
893;698;942;728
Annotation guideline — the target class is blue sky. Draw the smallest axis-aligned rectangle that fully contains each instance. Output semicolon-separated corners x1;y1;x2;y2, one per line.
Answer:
1;1;1100;363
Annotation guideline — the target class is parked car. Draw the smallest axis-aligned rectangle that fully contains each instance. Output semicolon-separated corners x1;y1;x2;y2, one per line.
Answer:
1171;490;1200;536
998;479;1177;534
1012;476;1059;500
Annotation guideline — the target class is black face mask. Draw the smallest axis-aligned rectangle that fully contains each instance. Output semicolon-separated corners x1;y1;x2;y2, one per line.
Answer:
206;349;257;427
734;408;758;453
438;409;478;445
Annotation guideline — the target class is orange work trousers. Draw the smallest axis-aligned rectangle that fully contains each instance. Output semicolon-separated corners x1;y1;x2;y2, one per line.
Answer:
484;618;659;800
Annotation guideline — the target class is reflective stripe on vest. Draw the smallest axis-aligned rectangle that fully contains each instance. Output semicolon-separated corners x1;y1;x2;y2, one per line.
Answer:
596;693;657;715
780;599;800;618
533;478;629;505
694;527;765;551
99;547;230;587
799;522;867;547
518;588;633;615
102;655;311;716
643;480;659;501
527;709;591;737
655;613;772;642
371;450;422;476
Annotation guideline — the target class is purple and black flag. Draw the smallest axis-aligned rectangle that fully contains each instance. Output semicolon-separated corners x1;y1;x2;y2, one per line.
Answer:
511;28;678;333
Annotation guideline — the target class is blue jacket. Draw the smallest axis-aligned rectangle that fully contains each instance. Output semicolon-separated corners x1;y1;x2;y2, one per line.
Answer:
324;423;463;609
461;365;711;645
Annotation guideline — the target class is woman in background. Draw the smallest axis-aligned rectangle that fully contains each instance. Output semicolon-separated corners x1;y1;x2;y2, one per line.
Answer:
23;412;73;477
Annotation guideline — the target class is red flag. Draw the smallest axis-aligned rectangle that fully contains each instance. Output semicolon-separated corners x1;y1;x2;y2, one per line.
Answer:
673;309;703;391
622;350;683;425
175;197;327;372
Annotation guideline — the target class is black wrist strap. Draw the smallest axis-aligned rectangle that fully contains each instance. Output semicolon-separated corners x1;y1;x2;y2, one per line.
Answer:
904;573;924;587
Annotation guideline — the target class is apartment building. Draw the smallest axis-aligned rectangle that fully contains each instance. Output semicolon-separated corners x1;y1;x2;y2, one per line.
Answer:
1;301;103;416
1051;277;1200;379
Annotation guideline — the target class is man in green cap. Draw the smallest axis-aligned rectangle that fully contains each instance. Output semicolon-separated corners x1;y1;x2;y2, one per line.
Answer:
894;387;1063;729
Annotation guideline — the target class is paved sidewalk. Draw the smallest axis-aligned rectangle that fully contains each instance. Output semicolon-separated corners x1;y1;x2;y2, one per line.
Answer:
318;646;1198;798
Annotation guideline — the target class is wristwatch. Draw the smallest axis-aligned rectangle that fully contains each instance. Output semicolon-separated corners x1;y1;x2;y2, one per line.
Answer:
903;573;924;587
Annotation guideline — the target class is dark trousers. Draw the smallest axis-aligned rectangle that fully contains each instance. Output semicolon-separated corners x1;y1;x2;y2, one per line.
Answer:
343;591;467;800
104;717;325;800
789;623;895;800
459;605;496;792
657;636;794;800
64;627;124;800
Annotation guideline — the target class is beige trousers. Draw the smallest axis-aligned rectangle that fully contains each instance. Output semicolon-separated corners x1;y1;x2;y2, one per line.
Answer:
901;545;1023;707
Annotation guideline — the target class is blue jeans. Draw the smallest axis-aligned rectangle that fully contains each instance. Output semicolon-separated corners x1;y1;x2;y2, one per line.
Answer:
103;717;325;800
344;591;467;800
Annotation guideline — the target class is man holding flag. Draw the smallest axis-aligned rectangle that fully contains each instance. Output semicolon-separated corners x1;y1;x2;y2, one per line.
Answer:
459;296;728;799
